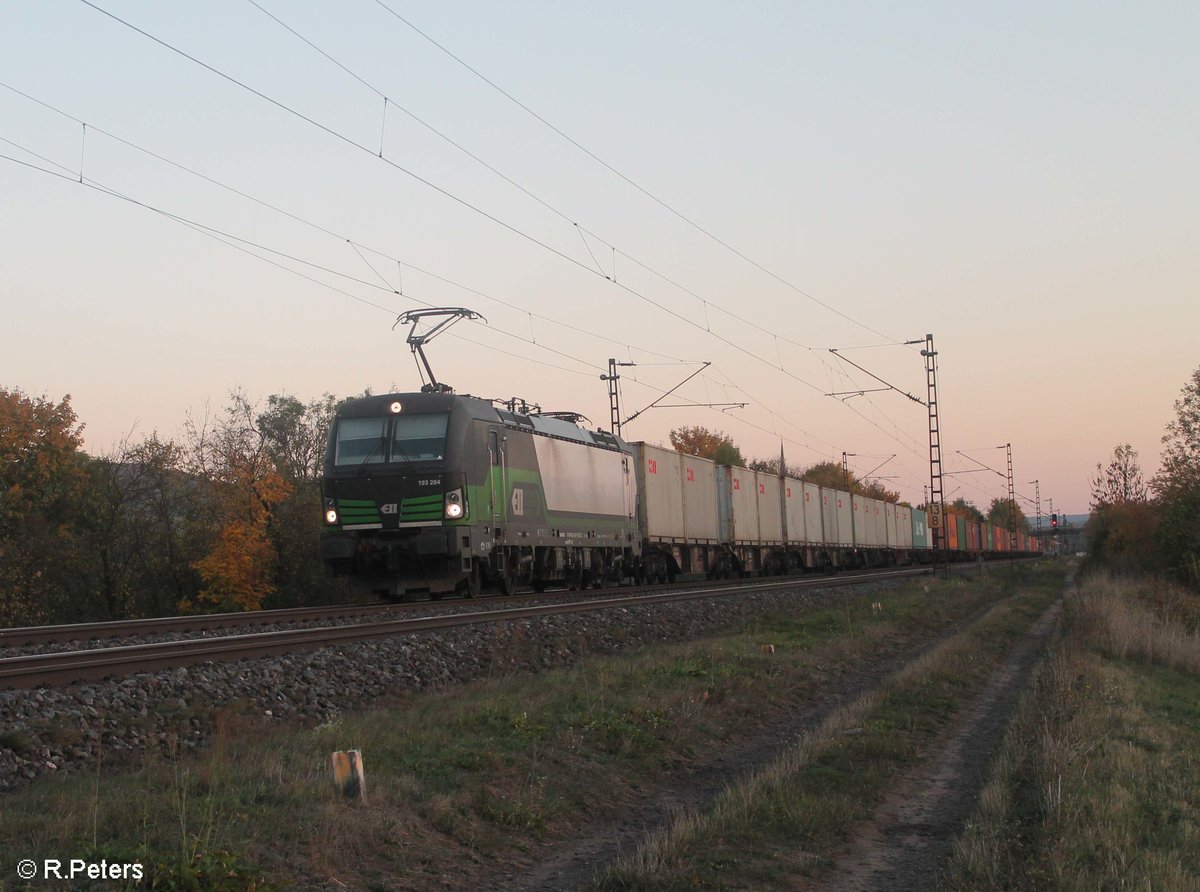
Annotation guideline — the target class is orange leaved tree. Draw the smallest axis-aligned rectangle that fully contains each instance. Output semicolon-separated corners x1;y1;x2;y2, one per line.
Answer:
184;391;293;612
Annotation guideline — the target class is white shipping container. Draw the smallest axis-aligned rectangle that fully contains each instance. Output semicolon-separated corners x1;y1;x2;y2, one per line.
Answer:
851;495;871;546
897;506;913;547
680;454;718;541
756;473;784;542
869;499;883;547
783;477;804;544
802;482;824;543
828;487;853;546
632;444;685;540
727;466;760;541
819;487;841;546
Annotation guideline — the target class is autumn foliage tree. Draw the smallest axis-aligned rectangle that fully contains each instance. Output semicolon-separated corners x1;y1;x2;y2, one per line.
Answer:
797;460;901;503
949;497;985;522
184;391;293;612
669;426;746;467
0;388;87;624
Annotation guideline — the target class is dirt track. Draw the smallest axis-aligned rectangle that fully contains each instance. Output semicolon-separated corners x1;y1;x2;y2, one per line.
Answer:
812;595;1063;891
484;584;1063;891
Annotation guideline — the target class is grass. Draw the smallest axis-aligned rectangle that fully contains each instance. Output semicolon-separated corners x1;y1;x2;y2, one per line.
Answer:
0;566;1049;890
945;572;1200;890
598;561;1065;889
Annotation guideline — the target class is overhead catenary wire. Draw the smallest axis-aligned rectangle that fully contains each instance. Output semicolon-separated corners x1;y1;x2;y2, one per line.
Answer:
229;4;841;372
3;141;867;471
2;111;857;468
370;0;906;347
69;0;941;470
0;147;604;381
64;6;844;400
0;81;685;367
78;0;924;422
20;8;942;495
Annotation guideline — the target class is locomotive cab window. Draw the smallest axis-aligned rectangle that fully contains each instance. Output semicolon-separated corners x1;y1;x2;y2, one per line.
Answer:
333;413;449;466
334;417;388;465
389;413;449;462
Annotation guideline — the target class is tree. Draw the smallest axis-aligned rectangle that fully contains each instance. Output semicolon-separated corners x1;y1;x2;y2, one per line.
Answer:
797;461;900;502
256;392;338;483
949;497;985;522
1154;367;1200;585
0;388;86;624
183;391;292;612
986;496;1030;531
1084;443;1158;572
799;461;848;491
1090;443;1149;509
669;426;746;467
859;479;901;503
256;393;346;607
749;456;784;475
73;434;205;620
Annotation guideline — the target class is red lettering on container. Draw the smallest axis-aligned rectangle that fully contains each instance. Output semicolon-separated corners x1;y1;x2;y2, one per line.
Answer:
733;479;741;490
786;488;792;498
759;484;766;494
648;458;657;474
686;467;695;482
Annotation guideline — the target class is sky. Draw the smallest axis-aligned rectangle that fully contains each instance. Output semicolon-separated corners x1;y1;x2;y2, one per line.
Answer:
2;0;1197;516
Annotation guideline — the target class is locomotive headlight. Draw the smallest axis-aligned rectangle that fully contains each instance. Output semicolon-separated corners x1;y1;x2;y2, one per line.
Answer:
444;488;465;519
324;498;338;525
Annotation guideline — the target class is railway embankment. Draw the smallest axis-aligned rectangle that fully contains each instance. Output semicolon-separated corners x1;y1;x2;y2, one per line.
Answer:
0;565;1055;889
0;576;906;793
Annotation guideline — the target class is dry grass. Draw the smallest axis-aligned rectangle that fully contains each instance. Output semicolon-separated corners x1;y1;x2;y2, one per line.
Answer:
944;574;1200;891
601;566;1065;889
1072;572;1200;672
1;574;1019;890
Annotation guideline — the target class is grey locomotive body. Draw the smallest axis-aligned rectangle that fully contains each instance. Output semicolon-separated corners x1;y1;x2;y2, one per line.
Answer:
320;392;640;599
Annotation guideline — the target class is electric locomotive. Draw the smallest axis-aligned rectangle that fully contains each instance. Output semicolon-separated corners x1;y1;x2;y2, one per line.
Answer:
319;390;641;599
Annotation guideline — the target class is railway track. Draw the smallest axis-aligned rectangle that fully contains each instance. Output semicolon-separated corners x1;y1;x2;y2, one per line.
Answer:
0;567;938;690
0;561;961;649
0;600;414;648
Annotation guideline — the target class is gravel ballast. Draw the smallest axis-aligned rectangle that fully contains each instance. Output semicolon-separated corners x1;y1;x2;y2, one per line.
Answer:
0;579;901;793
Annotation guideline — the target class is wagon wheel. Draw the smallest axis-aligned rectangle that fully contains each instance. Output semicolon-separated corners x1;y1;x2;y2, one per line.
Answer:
590;560;608;590
567;563;583;591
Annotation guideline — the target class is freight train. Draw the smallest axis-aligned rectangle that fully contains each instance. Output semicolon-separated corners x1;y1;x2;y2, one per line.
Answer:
319;391;1040;599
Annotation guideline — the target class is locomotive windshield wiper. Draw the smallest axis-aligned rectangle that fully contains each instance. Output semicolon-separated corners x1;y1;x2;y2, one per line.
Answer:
357;435;386;474
391;439;414;464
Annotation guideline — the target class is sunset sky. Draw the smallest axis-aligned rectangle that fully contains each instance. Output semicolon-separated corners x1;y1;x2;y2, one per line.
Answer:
3;1;1197;515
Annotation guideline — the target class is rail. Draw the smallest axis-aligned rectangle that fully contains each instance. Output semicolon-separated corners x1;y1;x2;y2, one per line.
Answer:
0;568;937;689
